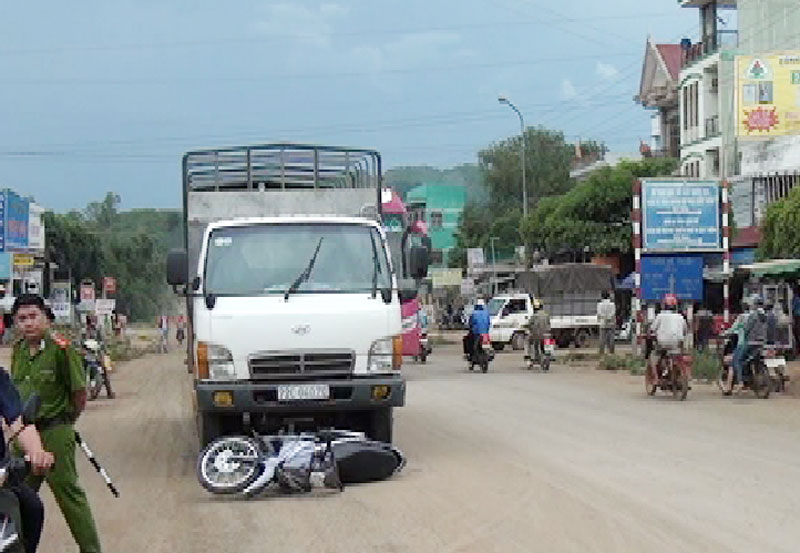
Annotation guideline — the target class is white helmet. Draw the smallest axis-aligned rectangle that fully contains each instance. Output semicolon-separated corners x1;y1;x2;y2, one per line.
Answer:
476;299;486;307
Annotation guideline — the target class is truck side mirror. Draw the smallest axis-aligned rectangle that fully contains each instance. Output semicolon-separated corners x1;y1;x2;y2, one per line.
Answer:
409;246;429;280
166;249;189;286
398;279;418;302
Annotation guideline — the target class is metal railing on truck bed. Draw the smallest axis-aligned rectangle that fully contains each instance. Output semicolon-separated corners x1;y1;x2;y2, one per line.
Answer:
183;143;381;192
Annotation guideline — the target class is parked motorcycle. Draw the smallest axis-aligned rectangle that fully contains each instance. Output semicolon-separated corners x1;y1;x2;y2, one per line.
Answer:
417;327;432;364
82;339;107;401
524;332;555;371
196;429;405;499
466;333;493;373
645;345;691;400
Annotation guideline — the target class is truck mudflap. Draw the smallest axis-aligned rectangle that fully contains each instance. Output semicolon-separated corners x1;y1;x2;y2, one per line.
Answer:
195;376;406;413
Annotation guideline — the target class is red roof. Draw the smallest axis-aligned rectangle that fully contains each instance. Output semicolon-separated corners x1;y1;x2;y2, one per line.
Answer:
656;44;682;81
731;226;761;249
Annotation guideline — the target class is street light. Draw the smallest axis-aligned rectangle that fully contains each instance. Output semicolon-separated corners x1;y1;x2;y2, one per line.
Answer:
498;95;528;218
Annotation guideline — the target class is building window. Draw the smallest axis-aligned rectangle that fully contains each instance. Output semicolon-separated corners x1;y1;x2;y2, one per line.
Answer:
430;211;443;229
430;249;444;265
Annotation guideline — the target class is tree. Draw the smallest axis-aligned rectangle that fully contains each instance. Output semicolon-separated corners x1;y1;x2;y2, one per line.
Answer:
85;192;121;230
520;157;679;257
44;211;105;286
759;186;800;259
478;127;575;211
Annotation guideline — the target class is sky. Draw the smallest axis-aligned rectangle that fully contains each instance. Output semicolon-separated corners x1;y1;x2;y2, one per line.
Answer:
0;0;701;211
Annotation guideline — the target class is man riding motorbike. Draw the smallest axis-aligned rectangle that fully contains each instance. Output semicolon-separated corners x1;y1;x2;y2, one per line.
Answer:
463;299;490;361
727;295;767;394
649;294;688;374
526;299;550;364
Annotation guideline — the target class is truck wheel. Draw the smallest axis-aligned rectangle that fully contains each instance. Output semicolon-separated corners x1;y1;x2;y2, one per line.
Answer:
574;330;589;349
370;407;393;443
197;412;224;448
511;332;526;351
492;343;505;351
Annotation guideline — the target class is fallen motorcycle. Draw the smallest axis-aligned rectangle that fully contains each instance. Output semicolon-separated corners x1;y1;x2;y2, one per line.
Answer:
196;429;405;499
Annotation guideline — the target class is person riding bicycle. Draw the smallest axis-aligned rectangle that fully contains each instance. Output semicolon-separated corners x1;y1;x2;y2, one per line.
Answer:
463;299;490;360
526;299;550;363
650;294;688;374
728;295;767;394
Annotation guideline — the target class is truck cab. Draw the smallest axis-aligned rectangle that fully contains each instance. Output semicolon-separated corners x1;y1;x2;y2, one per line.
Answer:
488;293;533;351
166;144;428;447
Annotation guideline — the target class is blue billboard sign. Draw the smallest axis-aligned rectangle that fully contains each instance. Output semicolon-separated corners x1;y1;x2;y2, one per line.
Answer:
641;255;704;301
642;180;720;251
4;190;29;250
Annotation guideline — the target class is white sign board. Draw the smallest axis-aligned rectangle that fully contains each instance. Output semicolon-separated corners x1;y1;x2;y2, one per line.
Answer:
94;299;116;316
461;278;475;296
27;203;45;253
467;248;485;269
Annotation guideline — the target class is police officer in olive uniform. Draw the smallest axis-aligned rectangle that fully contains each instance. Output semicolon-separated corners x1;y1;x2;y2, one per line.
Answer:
10;295;103;553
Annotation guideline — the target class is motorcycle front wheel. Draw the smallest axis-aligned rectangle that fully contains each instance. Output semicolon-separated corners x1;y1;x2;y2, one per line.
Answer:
197;436;262;494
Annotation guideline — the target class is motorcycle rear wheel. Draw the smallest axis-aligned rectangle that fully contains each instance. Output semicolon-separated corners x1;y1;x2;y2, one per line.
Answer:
645;366;657;396
197;436;262;494
753;364;771;399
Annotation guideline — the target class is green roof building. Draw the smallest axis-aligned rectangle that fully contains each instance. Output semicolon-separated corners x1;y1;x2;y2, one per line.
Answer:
405;184;467;268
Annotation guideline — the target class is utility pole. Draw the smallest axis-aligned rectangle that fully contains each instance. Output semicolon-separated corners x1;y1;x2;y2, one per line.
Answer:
490;237;499;296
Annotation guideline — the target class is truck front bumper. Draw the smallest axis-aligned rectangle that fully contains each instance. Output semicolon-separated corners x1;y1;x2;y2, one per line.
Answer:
195;376;406;413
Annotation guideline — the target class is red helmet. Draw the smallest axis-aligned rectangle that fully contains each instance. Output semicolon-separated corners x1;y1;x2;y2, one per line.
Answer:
663;294;678;307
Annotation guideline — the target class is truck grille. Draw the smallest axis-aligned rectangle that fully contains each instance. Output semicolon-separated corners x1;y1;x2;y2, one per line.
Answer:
248;350;355;380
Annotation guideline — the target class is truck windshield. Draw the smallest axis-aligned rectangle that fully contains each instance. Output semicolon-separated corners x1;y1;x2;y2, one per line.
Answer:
488;298;506;317
204;224;392;295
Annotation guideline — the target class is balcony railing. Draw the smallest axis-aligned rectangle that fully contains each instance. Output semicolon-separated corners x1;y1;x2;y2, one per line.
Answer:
681;30;738;68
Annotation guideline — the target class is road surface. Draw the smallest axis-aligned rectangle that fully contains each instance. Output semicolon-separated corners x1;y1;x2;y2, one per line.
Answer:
26;344;800;553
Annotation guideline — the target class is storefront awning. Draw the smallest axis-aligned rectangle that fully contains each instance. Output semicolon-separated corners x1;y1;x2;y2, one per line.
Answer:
738;259;800;278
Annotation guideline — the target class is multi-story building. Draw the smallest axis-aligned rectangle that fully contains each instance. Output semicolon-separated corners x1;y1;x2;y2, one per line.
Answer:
404;184;467;268
676;0;800;227
636;38;683;158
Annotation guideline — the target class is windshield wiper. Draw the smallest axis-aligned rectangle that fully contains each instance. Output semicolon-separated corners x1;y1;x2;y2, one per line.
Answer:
284;237;324;301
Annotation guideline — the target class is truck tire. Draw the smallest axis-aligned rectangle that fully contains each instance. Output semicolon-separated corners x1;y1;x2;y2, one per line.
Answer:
369;407;393;443
492;342;505;351
197;412;224;448
511;332;526;351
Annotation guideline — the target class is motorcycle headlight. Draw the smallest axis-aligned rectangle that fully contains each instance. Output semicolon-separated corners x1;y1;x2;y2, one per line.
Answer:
197;343;236;380
368;336;402;372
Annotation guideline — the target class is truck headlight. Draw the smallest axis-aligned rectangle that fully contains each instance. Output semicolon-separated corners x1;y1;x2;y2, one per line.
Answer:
368;335;402;372
197;342;236;380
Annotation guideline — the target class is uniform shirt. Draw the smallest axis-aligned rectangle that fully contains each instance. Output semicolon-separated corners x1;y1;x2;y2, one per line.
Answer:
527;310;551;338
652;311;688;349
0;371;22;458
10;334;86;421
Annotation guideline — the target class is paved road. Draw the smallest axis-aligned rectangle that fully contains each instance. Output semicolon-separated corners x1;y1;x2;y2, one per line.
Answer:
29;345;800;553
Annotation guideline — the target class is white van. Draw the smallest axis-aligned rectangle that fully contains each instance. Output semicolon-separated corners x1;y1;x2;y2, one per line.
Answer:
487;294;533;351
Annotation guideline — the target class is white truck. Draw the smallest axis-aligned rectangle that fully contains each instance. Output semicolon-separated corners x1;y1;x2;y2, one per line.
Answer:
487;293;534;351
166;144;428;446
515;264;616;348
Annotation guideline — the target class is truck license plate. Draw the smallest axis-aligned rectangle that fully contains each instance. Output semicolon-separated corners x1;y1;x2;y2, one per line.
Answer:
277;384;330;401
765;358;786;368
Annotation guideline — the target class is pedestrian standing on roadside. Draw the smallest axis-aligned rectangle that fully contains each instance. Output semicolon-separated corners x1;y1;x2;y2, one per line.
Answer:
10;294;103;553
597;291;616;355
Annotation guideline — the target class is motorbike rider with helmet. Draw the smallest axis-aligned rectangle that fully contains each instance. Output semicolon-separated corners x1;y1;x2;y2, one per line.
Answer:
727;295;767;394
463;299;491;361
650;294;688;372
526;299;550;364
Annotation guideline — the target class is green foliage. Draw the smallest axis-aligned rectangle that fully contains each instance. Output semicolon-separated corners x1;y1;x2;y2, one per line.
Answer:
758;186;800;259
692;350;721;382
597;353;645;372
478;126;574;211
45;192;182;322
521;157;678;256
